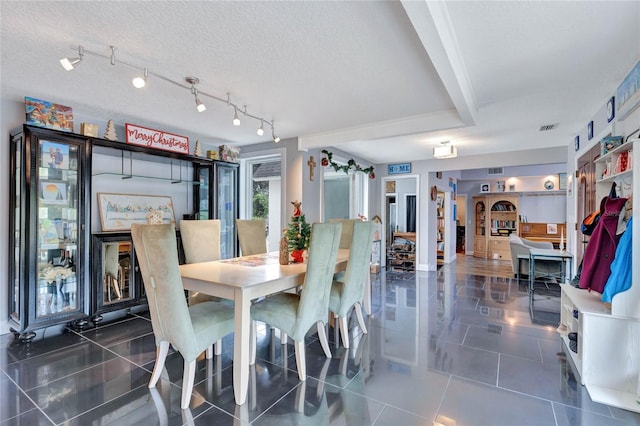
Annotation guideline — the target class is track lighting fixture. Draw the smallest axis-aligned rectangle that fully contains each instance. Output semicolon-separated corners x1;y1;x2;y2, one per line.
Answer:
132;68;148;88
109;46;116;65
186;77;206;112
60;43;282;141
60;45;84;71
272;121;280;143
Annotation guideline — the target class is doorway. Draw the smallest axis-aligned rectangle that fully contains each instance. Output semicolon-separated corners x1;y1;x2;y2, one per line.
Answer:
382;175;419;270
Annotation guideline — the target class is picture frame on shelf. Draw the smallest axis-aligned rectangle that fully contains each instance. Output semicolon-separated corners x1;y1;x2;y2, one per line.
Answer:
40;181;67;204
25;96;74;132
97;192;175;231
480;183;490;193
41;141;70;170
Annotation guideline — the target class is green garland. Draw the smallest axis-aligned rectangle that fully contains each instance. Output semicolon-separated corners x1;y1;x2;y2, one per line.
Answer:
321;149;375;179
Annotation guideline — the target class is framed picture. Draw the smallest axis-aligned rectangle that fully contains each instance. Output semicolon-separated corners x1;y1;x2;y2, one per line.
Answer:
546;223;558;235
385;181;396;193
480;183;490;193
574;135;580;152
41;141;70;169
558;173;567;190
607;96;615;122
40;181;67;204
587;121;594;140
616;59;640;120
97;193;175;231
25;96;74;132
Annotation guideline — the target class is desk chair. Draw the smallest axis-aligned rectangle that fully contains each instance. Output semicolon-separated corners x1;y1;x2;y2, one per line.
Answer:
131;223;234;409
329;221;375;348
250;222;342;380
236;219;267;255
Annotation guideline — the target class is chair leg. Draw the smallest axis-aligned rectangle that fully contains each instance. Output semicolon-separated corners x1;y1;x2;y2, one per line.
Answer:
339;316;349;348
316;321;332;359
294;340;306;381
181;359;196;409
250;321;257;365
355;302;368;334
149;341;169;388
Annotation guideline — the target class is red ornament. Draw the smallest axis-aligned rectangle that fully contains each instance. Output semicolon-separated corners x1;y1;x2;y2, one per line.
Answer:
369;172;375;179
321;157;329;167
290;249;305;263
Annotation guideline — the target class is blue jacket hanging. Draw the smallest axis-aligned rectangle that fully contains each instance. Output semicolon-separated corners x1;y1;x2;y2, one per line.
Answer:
602;216;633;303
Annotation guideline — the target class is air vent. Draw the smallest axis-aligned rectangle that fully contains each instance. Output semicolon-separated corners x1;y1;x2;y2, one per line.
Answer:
539;123;558;131
487;167;503;175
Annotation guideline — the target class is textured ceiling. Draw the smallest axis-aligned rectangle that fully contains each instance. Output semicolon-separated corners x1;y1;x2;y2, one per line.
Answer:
1;1;639;165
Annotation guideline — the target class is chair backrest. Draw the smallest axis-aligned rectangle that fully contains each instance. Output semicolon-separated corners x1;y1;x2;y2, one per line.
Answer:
103;242;120;278
335;221;375;316
329;218;358;249
131;223;197;358
236;219;267;256
179;219;221;263
292;222;342;340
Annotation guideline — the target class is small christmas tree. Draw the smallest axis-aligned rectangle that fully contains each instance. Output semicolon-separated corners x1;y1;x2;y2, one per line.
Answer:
103;119;117;141
286;201;311;259
193;139;203;156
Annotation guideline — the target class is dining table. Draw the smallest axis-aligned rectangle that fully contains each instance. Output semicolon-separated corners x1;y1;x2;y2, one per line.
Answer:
179;249;357;405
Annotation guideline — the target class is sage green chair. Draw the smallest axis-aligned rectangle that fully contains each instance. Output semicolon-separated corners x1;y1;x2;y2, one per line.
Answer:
236;219;267;255
329;218;358;249
329;221;375;348
179;219;221;263
131;223;234;409
250;222;342;380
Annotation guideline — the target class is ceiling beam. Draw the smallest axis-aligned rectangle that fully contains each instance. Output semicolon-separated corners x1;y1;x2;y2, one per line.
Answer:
401;0;478;126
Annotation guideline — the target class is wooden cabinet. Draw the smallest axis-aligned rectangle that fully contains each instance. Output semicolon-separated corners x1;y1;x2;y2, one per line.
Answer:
472;197;486;258
559;137;638;412
487;196;518;261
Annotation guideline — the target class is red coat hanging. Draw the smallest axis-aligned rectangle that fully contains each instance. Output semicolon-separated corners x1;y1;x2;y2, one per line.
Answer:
579;196;628;294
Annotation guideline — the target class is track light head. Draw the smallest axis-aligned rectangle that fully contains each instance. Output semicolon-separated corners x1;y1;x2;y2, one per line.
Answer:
257;120;265;136
60;45;84;71
233;107;240;126
271;121;280;143
132;68;148;88
186;77;206;112
109;46;117;66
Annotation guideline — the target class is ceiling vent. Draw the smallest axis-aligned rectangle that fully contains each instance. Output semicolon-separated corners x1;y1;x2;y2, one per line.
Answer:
539;123;558;131
487;167;503;175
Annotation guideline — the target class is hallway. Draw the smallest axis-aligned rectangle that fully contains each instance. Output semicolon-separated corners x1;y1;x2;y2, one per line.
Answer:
0;256;636;425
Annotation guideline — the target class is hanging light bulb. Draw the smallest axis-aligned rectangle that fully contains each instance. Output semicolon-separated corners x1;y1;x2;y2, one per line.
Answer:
185;77;206;112
272;121;280;143
233;107;240;126
257;120;264;136
132;68;148;88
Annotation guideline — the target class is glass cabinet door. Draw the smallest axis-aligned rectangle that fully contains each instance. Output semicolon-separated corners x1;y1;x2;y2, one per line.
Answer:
214;162;239;259
197;167;210;219
35;139;82;318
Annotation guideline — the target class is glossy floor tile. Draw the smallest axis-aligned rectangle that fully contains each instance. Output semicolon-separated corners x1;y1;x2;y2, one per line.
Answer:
2;257;640;425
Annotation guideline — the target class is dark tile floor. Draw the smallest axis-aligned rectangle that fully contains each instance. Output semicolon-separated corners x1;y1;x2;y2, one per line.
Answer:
2;261;639;425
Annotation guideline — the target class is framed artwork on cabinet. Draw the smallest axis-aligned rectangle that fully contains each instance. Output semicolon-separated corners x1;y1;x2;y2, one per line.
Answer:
41;141;70;170
40;181;67;204
480;183;490;193
97;192;175;231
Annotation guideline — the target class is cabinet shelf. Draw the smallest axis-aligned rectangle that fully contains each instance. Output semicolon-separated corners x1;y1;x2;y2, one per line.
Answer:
92;172;203;185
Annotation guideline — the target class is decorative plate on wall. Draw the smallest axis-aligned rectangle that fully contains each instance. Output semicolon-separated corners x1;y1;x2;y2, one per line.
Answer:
544;180;554;190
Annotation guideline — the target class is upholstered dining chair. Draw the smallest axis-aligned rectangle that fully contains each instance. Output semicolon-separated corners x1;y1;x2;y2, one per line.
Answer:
329;218;358;249
131;223;234;409
329;221;375;348
250;222;342;381
179;219;221;264
236;219;267;256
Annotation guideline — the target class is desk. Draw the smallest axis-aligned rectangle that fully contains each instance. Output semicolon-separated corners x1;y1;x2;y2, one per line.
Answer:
528;249;573;293
179;250;350;405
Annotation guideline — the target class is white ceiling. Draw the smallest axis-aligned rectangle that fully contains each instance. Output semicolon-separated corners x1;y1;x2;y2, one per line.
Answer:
2;1;639;165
